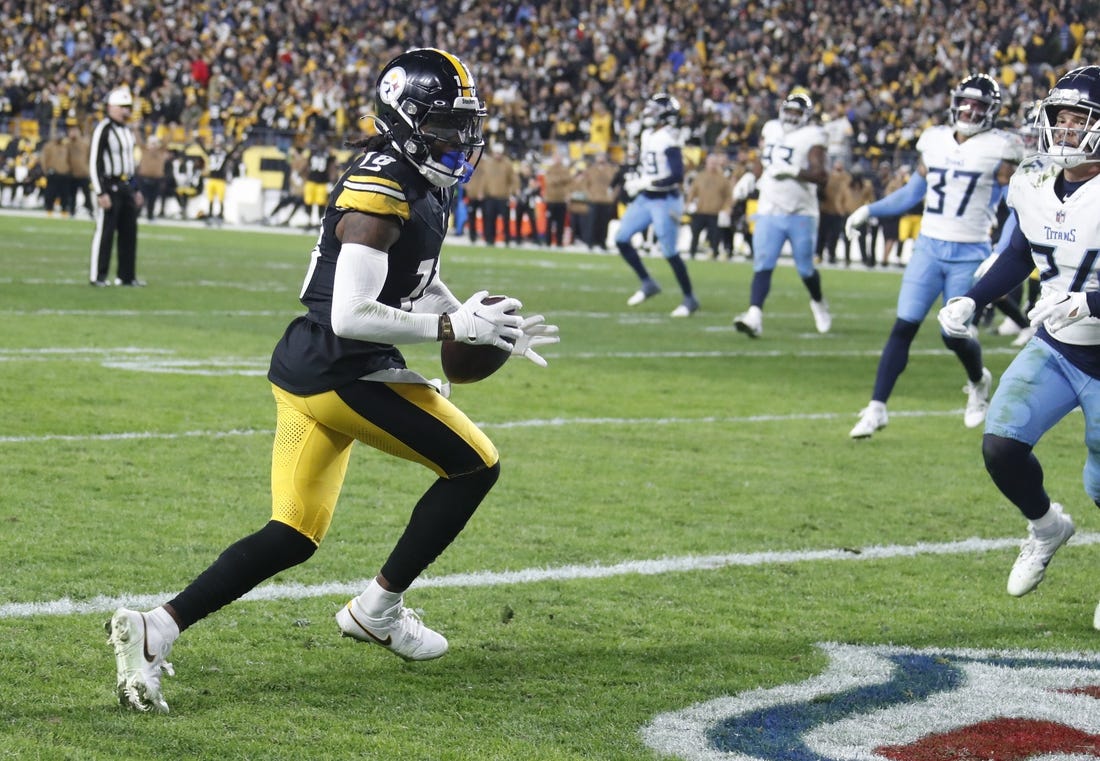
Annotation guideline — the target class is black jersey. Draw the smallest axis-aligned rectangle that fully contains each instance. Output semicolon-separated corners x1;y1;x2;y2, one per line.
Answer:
269;147;453;394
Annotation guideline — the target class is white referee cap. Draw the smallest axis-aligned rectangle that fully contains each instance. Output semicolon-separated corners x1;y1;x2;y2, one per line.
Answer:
106;88;133;107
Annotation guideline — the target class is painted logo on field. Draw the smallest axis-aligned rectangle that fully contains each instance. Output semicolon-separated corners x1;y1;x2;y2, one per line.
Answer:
642;642;1100;761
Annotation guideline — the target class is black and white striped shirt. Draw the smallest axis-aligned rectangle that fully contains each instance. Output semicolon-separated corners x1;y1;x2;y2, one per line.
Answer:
89;117;136;195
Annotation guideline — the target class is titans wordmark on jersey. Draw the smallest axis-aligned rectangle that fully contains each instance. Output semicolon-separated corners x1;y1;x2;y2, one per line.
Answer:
642;642;1100;761
756;119;827;216
268;148;453;394
915;126;1023;243
1009;157;1100;346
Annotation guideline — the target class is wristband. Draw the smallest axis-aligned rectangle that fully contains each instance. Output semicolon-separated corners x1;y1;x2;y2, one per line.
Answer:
438;313;455;342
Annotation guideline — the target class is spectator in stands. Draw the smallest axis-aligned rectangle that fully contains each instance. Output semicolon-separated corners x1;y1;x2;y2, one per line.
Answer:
136;135;170;221
685;152;733;260
580;151;619;251
65;119;92;217
541;151;571;247
479;142;519;247
817;160;851;266
40;127;70;216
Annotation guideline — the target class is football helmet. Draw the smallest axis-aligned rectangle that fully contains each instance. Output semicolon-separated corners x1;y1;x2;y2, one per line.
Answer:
779;89;813;130
374;47;487;187
641;94;681;128
950;74;1001;137
1036;65;1100;168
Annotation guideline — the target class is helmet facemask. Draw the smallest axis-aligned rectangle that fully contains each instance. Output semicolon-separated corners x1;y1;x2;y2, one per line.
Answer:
642;94;681;128
401;107;486;187
950;75;1001;137
779;92;812;132
1038;95;1100;169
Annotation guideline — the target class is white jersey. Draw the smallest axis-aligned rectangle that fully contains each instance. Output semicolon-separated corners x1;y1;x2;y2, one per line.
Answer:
756;119;827;216
915;125;1023;243
1008;158;1100;346
638;125;682;189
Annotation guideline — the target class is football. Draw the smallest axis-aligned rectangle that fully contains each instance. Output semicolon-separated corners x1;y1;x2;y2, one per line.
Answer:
440;295;514;384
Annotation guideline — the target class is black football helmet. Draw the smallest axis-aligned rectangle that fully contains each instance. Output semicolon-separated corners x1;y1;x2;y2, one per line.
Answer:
950;73;1001;137
642;94;681;128
779;89;813;130
1036;65;1100;168
374;48;487;187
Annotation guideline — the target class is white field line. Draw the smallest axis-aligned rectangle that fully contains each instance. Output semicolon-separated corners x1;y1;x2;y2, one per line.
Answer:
4;533;1099;620
0;409;969;444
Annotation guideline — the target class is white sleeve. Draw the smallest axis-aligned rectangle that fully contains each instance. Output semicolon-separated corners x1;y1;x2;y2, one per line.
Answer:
330;243;439;343
410;273;462;314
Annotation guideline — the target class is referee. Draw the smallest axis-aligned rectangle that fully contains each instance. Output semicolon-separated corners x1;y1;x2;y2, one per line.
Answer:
89;87;145;287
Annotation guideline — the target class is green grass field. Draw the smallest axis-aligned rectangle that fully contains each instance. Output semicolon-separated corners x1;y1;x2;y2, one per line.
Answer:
1;213;1097;760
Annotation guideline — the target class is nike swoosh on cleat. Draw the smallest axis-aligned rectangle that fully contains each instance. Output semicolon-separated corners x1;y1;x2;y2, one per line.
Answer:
345;606;392;646
141;614;157;663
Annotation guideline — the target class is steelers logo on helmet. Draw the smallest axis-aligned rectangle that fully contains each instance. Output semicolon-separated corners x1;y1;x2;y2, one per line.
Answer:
378;67;407;107
950;73;1001;137
374;48;487;188
1037;65;1100;169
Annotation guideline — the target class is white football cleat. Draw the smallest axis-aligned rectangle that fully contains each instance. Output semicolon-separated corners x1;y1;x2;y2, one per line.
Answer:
963;367;993;428
670;295;700;318
996;317;1022;336
849;403;888;439
106;608;174;713
336;599;448;661
733;306;763;338
810;299;832;333
1006;503;1075;597
627;279;661;306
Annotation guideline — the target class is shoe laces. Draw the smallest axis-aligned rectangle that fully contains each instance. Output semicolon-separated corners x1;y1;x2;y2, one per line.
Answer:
394;606;427;640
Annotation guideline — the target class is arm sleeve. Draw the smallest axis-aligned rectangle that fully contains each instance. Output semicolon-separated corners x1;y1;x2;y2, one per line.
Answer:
410;274;462;314
867;172;927;218
330;243;439;343
966;220;1034;311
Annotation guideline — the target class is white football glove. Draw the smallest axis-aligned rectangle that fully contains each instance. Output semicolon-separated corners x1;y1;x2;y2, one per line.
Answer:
844;205;871;241
936;296;977;338
624;175;651;198
1028;291;1090;332
448;290;524;351
510;315;560;368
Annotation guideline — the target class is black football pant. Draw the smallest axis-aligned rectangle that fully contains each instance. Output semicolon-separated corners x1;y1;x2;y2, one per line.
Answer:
90;187;139;283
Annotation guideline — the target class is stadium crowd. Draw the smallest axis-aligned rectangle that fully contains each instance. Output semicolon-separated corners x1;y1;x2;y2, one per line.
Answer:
1;0;1096;229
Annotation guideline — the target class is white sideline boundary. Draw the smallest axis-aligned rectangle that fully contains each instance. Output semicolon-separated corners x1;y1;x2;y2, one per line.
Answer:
4;533;1099;620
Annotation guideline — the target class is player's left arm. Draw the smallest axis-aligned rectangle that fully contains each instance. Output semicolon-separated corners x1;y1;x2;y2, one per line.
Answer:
798;144;828;186
329;211;442;343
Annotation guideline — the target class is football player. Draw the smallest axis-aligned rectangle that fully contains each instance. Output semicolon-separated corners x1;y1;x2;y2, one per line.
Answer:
733;88;831;338
202;132;249;225
106;48;560;713
937;66;1100;624
614;93;700;317
845;74;1023;438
